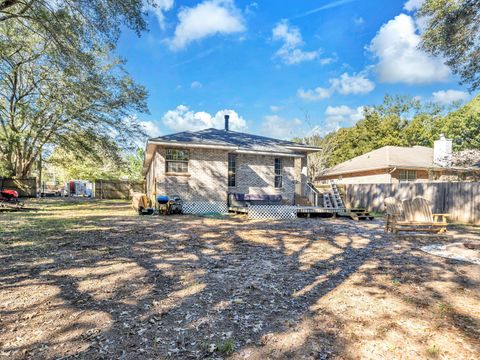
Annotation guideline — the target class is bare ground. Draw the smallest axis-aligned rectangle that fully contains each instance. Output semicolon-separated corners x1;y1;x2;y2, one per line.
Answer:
0;199;479;360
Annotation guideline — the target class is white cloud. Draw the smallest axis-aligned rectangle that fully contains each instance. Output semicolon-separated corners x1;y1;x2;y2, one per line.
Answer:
432;90;469;104
245;1;258;15
297;87;331;101
118;116;162;146
404;0;424;11
322;105;365;134
319;56;337;65
140;120;162;137
169;0;245;50
272;20;319;65
325;105;358;116
213;109;247;130
260;115;302;139
368;14;450;84
190;81;203;89
144;0;174;29
162;105;247;132
298;72;374;101
330;72;375;95
270;105;282;112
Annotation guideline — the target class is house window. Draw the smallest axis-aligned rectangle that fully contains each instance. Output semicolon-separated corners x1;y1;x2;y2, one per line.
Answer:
399;170;416;183
166;149;189;173
228;154;236;187
274;158;283;188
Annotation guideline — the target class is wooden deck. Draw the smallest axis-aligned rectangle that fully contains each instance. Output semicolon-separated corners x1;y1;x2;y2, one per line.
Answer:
228;205;374;220
229;205;344;217
296;206;341;214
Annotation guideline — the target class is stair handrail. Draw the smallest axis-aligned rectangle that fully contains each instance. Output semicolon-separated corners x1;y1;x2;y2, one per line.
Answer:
305;182;321;207
330;183;346;209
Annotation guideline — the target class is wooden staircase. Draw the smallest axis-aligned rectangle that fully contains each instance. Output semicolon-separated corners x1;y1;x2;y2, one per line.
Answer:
345;208;374;221
330;183;345;209
323;192;333;208
307;182;374;221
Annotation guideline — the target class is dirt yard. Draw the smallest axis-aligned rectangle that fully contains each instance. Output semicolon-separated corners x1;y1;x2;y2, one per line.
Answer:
0;199;479;360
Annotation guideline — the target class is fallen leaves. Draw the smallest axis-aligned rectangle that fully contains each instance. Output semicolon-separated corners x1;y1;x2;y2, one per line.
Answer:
0;199;479;359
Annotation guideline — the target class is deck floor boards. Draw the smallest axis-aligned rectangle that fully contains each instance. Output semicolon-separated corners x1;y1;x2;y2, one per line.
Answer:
228;205;345;216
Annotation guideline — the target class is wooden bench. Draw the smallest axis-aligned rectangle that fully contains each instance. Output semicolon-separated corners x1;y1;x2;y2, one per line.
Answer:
385;196;449;234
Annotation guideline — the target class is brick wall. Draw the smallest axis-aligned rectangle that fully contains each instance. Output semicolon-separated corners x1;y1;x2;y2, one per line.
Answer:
148;147;228;202
145;147;299;204
228;153;296;204
390;169;431;183
318;168;449;184
318;168;480;185
318;169;392;184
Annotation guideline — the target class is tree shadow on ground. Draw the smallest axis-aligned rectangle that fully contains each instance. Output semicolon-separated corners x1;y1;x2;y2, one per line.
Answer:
0;201;478;359
352;232;480;352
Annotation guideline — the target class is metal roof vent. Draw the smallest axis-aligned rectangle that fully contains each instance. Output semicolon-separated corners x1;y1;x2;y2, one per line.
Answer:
224;114;230;131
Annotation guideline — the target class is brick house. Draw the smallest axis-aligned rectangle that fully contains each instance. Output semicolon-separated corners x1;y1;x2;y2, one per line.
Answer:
142;116;320;212
317;135;480;184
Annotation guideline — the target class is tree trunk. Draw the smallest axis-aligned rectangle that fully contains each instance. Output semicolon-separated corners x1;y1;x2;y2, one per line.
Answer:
37;154;42;192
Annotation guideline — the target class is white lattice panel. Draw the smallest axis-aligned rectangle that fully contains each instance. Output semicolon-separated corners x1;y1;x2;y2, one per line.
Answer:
182;201;228;214
248;205;298;219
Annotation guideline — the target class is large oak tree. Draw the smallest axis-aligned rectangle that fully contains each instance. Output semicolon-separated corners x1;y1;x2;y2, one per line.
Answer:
419;0;480;91
0;14;148;177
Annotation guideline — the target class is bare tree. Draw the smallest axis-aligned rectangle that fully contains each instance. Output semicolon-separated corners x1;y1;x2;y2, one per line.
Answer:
297;113;338;183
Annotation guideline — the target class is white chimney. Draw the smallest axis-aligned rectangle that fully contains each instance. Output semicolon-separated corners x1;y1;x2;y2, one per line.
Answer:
433;134;452;167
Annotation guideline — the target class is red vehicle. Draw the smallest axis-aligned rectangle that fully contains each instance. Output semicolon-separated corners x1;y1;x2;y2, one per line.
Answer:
0;189;24;208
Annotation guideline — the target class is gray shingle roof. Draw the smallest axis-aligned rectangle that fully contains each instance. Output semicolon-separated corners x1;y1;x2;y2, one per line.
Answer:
322;145;480;177
323;146;437;176
149;128;319;154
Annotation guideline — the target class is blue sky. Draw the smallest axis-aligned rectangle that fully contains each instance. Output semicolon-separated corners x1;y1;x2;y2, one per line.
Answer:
117;0;473;140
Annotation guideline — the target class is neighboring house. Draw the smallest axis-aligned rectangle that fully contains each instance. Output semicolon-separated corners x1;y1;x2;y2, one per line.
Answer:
317;135;480;184
142;116;320;212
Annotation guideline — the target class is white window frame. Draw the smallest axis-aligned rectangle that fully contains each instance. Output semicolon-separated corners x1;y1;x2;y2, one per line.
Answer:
274;158;283;188
228;153;236;187
165;149;189;174
399;169;416;183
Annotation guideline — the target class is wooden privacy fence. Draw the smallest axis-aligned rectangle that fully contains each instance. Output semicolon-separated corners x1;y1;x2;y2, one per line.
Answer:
0;177;37;197
345;182;480;225
94;180;144;199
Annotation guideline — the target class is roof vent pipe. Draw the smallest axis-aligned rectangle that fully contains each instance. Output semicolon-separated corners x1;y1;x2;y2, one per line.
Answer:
224;114;230;131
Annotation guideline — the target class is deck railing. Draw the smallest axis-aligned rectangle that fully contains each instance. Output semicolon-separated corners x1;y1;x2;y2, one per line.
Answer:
304;182;321;207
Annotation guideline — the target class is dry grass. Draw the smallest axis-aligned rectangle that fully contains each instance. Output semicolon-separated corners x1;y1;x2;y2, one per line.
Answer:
0;199;479;359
